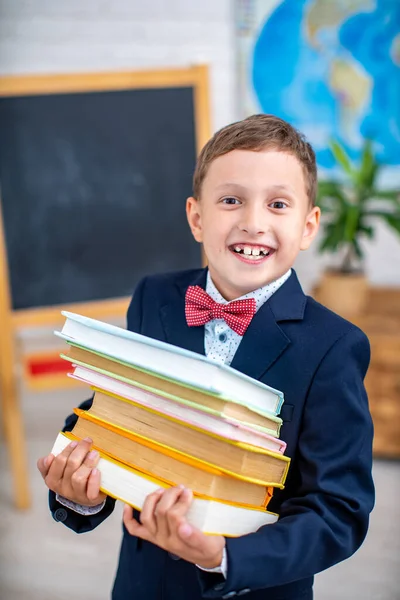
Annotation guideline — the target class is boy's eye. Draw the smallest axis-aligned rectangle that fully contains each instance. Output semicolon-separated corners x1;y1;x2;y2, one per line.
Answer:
270;200;287;209
221;197;241;205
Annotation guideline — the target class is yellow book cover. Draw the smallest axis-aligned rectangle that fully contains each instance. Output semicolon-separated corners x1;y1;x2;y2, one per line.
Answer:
51;431;279;537
74;406;289;488
71;414;274;507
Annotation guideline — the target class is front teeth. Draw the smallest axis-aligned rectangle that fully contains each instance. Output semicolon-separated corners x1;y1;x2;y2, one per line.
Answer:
233;246;270;257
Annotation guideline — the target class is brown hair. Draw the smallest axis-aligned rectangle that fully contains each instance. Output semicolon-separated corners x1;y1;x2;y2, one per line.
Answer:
193;114;317;205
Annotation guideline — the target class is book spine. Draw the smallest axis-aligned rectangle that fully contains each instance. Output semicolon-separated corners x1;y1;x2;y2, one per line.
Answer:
73;408;286;488
69;374;286;453
91;387;287;457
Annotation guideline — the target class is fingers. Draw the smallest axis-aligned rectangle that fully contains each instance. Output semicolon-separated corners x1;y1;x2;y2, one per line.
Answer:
170;487;193;516
140;488;165;537
123;504;150;539
40;440;80;490
37;454;55;479
147;485;189;541
63;438;95;483
125;486;186;542
123;484;225;567
162;487;193;538
45;439;80;484
86;467;102;502
38;437;103;505
70;448;99;490
154;486;185;539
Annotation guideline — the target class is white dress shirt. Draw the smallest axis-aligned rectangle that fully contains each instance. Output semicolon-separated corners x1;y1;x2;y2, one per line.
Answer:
57;269;292;578
204;269;292;366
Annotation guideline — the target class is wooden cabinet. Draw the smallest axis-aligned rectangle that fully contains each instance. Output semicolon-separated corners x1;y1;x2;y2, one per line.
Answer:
315;287;400;459
363;332;400;458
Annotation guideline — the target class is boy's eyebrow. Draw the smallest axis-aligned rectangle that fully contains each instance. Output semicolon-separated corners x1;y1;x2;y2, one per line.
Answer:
215;183;296;195
214;183;247;191
268;184;296;194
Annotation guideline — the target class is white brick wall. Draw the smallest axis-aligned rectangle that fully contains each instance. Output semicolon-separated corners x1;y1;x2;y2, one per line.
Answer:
0;0;236;131
0;0;399;290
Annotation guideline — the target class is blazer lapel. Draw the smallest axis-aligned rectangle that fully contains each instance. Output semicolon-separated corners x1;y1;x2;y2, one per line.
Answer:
229;303;290;380
160;268;307;381
160;269;207;356
230;271;306;380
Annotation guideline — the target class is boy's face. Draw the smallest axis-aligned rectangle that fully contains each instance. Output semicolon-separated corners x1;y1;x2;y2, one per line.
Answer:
186;149;320;300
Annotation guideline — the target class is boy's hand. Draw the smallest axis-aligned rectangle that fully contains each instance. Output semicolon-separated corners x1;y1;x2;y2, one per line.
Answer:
37;438;107;507
123;485;226;569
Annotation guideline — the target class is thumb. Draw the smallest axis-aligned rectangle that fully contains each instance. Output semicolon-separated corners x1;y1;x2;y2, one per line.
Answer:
37;454;54;479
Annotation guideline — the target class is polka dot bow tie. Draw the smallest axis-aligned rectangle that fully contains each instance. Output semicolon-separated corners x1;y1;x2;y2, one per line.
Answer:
185;285;256;336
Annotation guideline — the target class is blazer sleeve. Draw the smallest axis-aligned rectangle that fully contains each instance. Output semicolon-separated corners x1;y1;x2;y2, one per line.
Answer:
198;326;375;597
49;278;147;533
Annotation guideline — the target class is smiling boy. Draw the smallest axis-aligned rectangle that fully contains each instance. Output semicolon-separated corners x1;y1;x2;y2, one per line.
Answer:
186;142;319;300
38;114;374;600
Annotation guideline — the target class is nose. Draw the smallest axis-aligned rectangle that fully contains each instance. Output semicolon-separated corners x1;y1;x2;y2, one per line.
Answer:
238;203;266;236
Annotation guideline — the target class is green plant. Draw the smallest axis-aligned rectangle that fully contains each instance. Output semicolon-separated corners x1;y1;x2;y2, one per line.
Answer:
316;139;400;273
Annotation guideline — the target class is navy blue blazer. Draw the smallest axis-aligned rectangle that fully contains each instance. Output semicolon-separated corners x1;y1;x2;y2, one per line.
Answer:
49;269;374;600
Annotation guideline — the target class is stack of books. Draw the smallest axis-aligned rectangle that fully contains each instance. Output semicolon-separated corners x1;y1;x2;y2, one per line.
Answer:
51;311;290;536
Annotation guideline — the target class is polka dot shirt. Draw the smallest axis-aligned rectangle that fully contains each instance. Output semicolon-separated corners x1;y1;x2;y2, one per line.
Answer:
204;269;292;366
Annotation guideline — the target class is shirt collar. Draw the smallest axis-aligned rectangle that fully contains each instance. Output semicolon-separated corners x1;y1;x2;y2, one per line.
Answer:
206;269;292;313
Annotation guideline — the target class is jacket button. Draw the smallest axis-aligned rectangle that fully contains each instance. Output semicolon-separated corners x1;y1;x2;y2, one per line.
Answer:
168;552;181;560
53;508;68;522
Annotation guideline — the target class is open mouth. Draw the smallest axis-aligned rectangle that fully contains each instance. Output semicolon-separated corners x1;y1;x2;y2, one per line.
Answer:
229;244;275;261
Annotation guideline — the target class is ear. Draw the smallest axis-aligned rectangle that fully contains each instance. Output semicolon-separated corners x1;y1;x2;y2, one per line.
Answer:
300;206;321;250
186;196;203;243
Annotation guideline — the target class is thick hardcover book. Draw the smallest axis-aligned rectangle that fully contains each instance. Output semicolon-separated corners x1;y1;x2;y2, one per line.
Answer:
62;345;282;436
56;311;284;416
68;365;286;454
74;390;290;486
51;432;279;537
70;414;274;506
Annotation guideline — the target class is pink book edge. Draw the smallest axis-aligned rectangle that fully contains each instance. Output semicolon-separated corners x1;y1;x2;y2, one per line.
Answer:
68;368;286;454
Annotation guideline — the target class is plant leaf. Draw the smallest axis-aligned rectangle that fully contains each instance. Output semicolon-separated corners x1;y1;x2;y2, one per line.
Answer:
358;224;374;239
318;214;347;253
372;190;400;200
370;190;400;208
318;138;400;263
352;238;364;261
366;211;400;235
317;180;349;209
344;205;360;242
330;140;354;179
319;232;341;253
382;213;400;235
358;139;377;190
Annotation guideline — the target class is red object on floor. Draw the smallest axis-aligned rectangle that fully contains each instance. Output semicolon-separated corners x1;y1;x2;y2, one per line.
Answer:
27;355;71;377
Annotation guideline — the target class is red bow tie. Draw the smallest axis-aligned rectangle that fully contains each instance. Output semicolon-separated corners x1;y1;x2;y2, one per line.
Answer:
185;285;256;336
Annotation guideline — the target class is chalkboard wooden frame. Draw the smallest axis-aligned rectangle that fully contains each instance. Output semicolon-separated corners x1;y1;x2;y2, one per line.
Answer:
0;65;211;509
